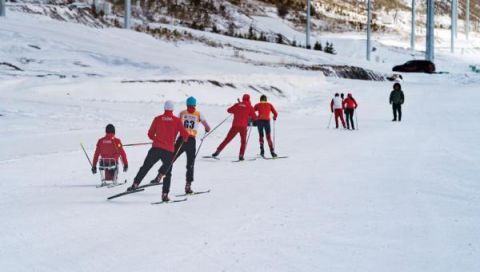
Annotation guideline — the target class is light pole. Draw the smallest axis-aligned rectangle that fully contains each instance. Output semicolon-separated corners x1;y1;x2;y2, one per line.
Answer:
0;0;6;17
366;0;372;61
425;0;435;61
451;0;455;53
411;0;416;51
466;0;470;40
453;0;458;38
124;0;131;29
306;0;311;48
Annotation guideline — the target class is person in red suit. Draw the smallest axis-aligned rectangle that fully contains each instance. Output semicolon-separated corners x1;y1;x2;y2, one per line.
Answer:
92;124;128;182
254;95;278;158
212;94;257;161
343;93;358;130
128;101;189;202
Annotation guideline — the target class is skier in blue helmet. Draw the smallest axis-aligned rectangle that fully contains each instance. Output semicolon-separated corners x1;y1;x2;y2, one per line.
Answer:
152;96;211;194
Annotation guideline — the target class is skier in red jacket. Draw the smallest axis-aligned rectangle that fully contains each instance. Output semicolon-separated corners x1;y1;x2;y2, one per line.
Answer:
254;95;278;158
92;124;128;183
128;101;189;201
343;93;358;130
212;94;257;161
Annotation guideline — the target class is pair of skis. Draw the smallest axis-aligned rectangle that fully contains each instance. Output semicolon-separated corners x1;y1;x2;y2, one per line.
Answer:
107;181;210;205
107;180;162;200
150;190;211;205
202;155;288;162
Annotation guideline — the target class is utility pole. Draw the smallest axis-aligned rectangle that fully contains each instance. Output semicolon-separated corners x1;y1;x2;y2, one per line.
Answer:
466;0;470;40
0;0;6;17
411;0;416;51
124;0;131;29
453;0;458;38
366;0;372;61
451;0;455;53
306;0;311;48
425;0;435;61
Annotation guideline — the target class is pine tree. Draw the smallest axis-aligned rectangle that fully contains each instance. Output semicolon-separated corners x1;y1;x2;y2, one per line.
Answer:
276;34;284;44
314;41;322;51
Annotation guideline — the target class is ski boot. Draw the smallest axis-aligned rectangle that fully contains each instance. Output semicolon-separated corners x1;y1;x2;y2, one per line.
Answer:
211;151;219;158
270;149;278;158
162;193;170;202
127;183;139;192
185;182;193;195
260;145;265;157
238;155;245;161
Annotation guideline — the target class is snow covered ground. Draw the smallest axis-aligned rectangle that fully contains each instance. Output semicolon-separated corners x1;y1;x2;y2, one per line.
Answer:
1;11;480;272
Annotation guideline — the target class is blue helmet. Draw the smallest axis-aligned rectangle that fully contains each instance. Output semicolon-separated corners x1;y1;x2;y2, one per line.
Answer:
186;96;197;106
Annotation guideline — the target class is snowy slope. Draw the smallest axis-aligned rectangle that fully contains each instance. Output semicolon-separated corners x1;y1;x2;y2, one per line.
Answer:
1;10;480;272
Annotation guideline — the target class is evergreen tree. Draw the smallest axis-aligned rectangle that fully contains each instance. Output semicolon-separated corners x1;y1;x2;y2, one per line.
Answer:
313;41;322;51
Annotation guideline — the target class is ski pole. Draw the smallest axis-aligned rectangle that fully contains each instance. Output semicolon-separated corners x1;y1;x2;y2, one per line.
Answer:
327;112;333;129
80;143;93;168
246;125;253;146
194;114;232;158
355;110;359;130
203;114;231;139
273;120;276;150
195;135;206;158
153;141;185;183
123;142;152;147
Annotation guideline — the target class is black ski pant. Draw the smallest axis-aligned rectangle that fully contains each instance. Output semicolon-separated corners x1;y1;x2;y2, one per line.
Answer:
133;147;173;193
345;108;355;130
256;120;274;149
392;103;402;121
160;137;196;184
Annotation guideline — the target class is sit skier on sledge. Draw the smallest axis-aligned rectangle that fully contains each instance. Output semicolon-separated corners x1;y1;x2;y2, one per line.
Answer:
253;95;278;158
151;96;211;194
91;124;128;186
127;101;189;202
211;94;257;161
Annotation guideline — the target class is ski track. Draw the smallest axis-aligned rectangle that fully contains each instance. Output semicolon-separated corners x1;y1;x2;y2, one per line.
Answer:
1;75;480;272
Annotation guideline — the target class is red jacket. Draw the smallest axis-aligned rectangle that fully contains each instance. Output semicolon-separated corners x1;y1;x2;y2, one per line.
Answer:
93;133;128;166
343;97;358;109
148;111;189;152
254;102;278;121
228;101;257;128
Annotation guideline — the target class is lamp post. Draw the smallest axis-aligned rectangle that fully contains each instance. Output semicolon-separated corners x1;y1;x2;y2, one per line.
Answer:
0;0;6;17
466;0;470;40
451;0;456;53
124;0;131;29
425;0;435;61
411;0;416;51
366;0;372;61
306;0;311;48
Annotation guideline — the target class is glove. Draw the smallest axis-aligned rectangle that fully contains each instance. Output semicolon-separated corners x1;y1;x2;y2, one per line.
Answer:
123;165;128;172
273;117;277;121
205;128;211;133
91;167;97;174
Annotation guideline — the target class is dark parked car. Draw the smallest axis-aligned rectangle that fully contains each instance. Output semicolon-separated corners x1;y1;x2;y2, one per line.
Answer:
392;60;436;73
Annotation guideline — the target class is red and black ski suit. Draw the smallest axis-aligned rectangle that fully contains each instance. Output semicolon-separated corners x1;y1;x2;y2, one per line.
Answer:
343;95;358;130
215;95;257;157
254;101;278;150
133;111;189;193
92;133;128;180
